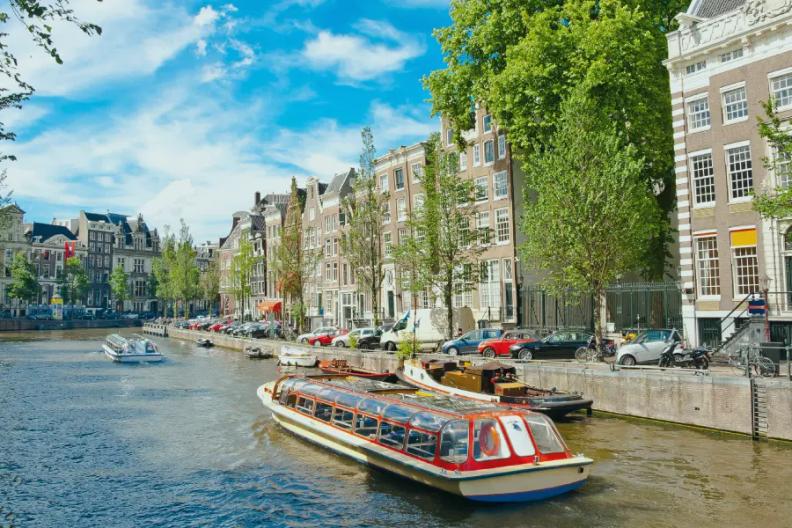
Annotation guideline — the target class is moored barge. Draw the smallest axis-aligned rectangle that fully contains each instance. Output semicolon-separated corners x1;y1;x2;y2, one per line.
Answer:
257;375;592;502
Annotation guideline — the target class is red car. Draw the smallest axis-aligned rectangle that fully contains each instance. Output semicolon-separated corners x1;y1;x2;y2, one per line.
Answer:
308;328;346;346
477;329;538;358
210;320;231;332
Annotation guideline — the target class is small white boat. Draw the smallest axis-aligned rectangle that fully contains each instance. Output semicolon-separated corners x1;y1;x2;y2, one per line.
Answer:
277;345;317;367
103;334;163;363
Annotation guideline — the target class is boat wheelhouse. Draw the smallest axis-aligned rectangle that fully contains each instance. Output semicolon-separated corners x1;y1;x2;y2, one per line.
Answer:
399;359;593;419
258;375;591;502
102;334;163;363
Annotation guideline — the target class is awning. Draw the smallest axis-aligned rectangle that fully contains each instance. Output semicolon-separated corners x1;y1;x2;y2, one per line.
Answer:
257;300;282;314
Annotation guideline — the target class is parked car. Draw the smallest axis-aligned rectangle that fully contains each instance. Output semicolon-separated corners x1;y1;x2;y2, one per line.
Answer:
358;324;393;350
441;328;503;355
616;329;683;366
477;329;538;358
332;327;376;347
508;331;593;360
309;328;345;347
223;322;243;334
297;326;337;344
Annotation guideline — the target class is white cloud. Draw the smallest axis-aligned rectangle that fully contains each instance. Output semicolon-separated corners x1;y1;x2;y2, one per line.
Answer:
196;39;208;56
194;5;220;27
0;105;49;133
301;20;425;82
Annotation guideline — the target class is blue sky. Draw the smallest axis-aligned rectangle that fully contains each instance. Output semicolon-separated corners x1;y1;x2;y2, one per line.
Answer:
3;0;450;242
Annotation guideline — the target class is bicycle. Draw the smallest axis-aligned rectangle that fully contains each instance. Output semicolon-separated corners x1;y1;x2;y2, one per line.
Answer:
575;336;615;363
728;347;776;378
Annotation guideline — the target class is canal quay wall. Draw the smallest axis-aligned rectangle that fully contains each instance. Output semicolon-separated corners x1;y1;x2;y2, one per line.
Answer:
160;326;792;441
0;318;142;332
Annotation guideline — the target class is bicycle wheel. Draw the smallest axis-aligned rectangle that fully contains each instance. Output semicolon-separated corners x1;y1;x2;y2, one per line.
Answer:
756;357;776;377
575;347;589;362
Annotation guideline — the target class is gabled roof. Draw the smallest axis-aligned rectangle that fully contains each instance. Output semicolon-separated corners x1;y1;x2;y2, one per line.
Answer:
0;204;25;215
325;168;353;195
687;0;745;18
28;222;77;243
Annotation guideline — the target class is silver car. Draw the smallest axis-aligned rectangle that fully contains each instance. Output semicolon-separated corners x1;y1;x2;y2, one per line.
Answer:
616;329;682;366
332;327;376;347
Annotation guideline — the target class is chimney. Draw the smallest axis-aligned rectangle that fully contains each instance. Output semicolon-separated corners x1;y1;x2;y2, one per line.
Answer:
255;191;261;206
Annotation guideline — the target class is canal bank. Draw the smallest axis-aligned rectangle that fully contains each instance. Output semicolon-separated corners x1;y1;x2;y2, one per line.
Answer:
1;318;142;332
160;326;792;441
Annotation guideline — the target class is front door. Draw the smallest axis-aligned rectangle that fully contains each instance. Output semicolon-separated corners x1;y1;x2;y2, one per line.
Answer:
387;291;395;318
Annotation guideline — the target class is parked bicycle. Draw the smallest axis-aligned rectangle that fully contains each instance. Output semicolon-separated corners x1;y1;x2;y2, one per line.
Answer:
575;335;615;363
728;346;776;378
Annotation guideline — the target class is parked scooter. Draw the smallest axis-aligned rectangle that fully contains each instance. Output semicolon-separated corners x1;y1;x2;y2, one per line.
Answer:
658;341;679;368
658;342;711;369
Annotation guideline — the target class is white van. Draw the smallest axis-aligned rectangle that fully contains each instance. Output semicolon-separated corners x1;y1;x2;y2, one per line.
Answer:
379;307;475;352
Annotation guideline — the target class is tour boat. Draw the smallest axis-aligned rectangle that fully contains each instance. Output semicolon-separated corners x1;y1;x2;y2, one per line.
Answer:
278;346;317;367
318;359;395;381
398;359;592;419
246;345;274;359
103;334;163;363
257;375;592;502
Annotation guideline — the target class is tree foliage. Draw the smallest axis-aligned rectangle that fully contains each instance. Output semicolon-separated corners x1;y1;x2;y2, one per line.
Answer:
753;99;792;219
151;220;200;318
393;133;483;340
152;231;176;316
200;256;220;312
341;127;388;326
59;256;88;305
425;0;677;277
8;251;39;302
230;234;256;321
109;265;128;310
520;91;664;340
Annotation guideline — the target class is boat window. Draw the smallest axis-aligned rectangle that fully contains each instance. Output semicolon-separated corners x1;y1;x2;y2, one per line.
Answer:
355;414;378;438
406;430;437;460
318;387;341;402
499;415;536;457
332;407;354;429
296;397;314;415
335;392;363;409
378;422;406;449
473;419;511;461
439;420;469;463
315;402;333;422
524;414;566;454
357;398;387;415
408;412;446;432
382;404;414;424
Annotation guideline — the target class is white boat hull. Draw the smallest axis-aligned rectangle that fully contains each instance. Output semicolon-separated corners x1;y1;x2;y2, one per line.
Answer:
103;344;164;363
278;346;317;367
257;383;591;502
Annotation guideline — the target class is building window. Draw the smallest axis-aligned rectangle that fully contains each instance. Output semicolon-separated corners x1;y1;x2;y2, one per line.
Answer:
333;238;338;256
771;72;792;109
459;152;467;171
502;259;514;319
493;171;508;199
482;114;492;133
398;227;407;243
332;262;338;281
495;208;510;243
687;97;711;130
733;246;759;296
397;198;407;221
324;239;331;258
695;236;720;297
497;133;506;159
685;60;706;74
476;211;490;245
720;48;743;63
383;232;392;258
382;202;391;224
309;208;316;221
691;152;715;205
473;144;481;166
395;168;405;190
446;127;453;146
726;144;753;200
722;86;748;123
474;177;488;202
483;140;495;164
774;147;792;189
379;173;388;192
479;260;501;311
414;194;424;211
134;258;144;273
411;163;423;182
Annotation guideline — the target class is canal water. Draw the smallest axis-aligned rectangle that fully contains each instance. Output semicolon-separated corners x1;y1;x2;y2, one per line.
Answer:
1;330;791;528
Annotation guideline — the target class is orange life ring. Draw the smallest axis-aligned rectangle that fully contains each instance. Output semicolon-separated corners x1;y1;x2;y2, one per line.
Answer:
479;422;500;457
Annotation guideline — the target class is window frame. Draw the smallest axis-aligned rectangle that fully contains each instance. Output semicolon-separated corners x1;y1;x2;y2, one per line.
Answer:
686;94;711;132
769;69;792;111
694;235;721;299
394;168;405;190
689;149;716;207
483;139;495;165
721;83;748;125
724;141;753;203
482;114;493;133
497;133;506;160
473;144;481;166
732;244;759;298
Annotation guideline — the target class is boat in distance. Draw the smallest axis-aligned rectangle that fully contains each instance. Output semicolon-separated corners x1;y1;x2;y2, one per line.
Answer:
398;359;593;419
257;375;592;502
102;334;163;363
318;359;395;381
277;346;317;367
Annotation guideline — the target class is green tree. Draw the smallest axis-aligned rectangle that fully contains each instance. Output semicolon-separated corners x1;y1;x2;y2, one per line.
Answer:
230;234;256;321
200;257;220;315
109;265;128;311
8;252;39;303
519;90;664;342
340;127;388;326
753;99;792;219
172;219;199;319
59;256;88;305
425;0;676;277
152;231;177;317
394;133;483;340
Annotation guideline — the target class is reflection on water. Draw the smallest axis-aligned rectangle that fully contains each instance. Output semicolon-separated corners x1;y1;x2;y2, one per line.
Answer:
1;329;791;527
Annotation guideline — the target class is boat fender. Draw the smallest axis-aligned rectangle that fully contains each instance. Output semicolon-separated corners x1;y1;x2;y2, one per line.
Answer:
479;422;500;457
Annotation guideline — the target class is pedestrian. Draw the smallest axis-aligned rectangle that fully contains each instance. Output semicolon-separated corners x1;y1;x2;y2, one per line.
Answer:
456;327;463;337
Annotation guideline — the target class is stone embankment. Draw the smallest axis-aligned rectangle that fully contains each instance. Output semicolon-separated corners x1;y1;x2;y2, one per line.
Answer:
155;325;792;441
0;318;142;332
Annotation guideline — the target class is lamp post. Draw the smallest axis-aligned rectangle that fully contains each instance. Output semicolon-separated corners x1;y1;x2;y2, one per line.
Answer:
760;274;770;342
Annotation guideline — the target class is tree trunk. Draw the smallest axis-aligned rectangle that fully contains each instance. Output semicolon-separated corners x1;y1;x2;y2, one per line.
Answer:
593;286;604;345
372;280;379;327
445;283;454;341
